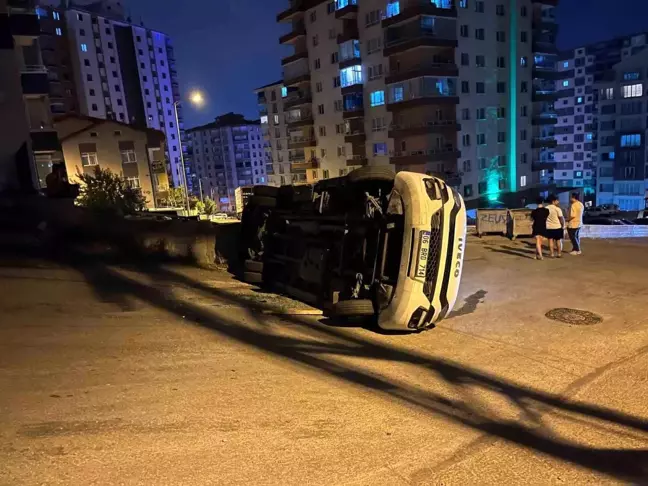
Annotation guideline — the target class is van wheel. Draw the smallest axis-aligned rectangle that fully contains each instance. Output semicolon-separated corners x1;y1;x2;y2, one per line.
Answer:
333;299;375;317
243;272;263;284
244;260;264;273
348;166;395;183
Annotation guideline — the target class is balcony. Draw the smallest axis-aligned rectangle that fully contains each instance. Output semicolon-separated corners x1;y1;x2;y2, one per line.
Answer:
532;89;560;102
389;147;460;166
388;119;460;138
344;130;365;144
346;155;368;167
9;11;40;37
292;160;319;171
286;115;313;128
532;137;558;149
150;161;167;173
532;162;556;172
384;29;457;57
281;50;308;65
335;0;358;19
382;2;457;28
387;84;459;111
337;20;359;44
532;67;563;81
386;61;458;84
284;72;310;86
279;26;306;45
533;20;558;32
30;129;60;152
283;94;312;110
532;114;558;126
21;68;49;96
533;41;559;55
531;0;559;5
288;136;316;149
277;0;305;22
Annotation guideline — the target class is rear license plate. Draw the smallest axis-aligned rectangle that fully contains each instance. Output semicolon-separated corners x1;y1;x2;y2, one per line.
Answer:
416;230;431;278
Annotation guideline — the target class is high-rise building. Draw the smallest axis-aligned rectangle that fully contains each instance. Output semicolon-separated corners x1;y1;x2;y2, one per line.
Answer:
254;80;295;186
262;0;561;206
1;0;60;193
595;41;648;211
555;33;648;206
35;0;186;190
186;113;268;213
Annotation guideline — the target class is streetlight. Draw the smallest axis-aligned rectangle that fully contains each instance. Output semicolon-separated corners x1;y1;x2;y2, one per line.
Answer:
173;89;205;212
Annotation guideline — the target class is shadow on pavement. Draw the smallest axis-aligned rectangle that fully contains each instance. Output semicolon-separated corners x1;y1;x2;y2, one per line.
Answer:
15;246;648;482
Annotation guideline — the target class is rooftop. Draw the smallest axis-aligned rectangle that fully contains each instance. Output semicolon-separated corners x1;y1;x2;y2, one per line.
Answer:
186;112;260;132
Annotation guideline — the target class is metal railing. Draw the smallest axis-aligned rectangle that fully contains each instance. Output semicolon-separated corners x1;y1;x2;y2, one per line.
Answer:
390;120;457;130
388;60;456;77
390;147;457;158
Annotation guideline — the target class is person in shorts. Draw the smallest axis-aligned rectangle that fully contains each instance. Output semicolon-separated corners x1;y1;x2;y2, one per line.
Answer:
530;197;549;260
567;192;584;255
546;194;565;258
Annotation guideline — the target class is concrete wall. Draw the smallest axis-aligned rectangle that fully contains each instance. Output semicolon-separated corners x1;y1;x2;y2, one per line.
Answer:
581;224;648;239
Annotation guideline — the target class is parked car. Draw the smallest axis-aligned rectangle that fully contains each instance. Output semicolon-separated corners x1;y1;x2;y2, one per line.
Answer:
584;217;626;225
586;204;620;217
239;167;467;332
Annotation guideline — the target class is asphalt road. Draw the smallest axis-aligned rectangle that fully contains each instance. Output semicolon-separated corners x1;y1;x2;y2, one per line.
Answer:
1;237;647;485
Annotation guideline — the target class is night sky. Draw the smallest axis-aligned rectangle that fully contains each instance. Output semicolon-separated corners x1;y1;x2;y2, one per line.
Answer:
126;0;648;128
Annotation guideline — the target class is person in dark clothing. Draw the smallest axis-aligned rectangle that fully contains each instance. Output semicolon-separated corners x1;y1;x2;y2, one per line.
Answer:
531;197;549;260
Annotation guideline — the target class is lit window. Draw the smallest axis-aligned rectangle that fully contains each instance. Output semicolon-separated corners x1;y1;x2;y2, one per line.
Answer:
563;61;569;68
260;115;268;124
520;175;527;187
609;151;615;160
81;43;88;52
55;27;62;36
386;1;400;17
373;143;388;156
392;86;404;102
623;83;643;98
562;80;569;87
281;86;288;98
370;90;385;107
126;177;140;188
620;134;641;147
623;72;640;81
81;152;98;166
53;11;60;20
120;149;137;164
340;65;362;87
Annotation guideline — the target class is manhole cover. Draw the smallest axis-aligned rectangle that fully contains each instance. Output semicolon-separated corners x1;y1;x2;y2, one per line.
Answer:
545;308;603;325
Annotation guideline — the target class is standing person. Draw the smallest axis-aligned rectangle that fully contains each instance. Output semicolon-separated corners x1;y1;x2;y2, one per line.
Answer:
567;192;584;255
530;197;549;260
546;195;565;258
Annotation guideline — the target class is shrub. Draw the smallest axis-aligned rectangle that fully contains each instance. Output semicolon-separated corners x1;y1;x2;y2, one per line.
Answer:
75;167;147;216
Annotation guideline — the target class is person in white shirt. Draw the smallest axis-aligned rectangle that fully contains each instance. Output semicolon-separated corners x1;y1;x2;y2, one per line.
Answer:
567;192;584;255
545;195;565;258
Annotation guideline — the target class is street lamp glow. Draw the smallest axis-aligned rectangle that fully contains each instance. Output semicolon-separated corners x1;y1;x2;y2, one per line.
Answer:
188;90;205;107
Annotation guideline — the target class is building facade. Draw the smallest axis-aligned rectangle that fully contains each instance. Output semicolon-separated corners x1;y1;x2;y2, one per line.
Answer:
187;113;267;213
263;0;561;206
55;114;169;208
1;0;61;193
35;0;185;190
595;45;648;211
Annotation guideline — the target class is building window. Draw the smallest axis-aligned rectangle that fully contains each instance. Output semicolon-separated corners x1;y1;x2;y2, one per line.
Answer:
312;34;319;46
497;57;506;68
621;134;641;147
476;108;485;119
318;104;324;114
373;143;388;156
89;89;95;96
497;82;506;93
81;43;88;52
126;177;140;188
463;160;471;172
477;134;486;145
475;0;484;12
476;82;485;94
84;59;90;67
496;4;505;15
53;11;60;20
333;76;341;88
340;65;363;87
386;1;400;18
623;72;640;81
463;184;473;197
521;31;528;43
461;81;470;93
55;27;62;36
121;149;137;164
77;13;83;20
86;74;93;81
370;90;385;106
461;53;469;66
475;28;485;40
461;108;470;120
623;84;643;98
476;55;485;67
81;152;98;166
496;31;505;42
319;126;326;136
520;56;527;67
460;25;469;37
498;132;506;143
462;134;470;147
520;175;527;187
314;58;321;69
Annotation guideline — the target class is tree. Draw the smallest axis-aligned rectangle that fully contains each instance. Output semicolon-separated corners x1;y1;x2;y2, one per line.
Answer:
203;197;217;216
75;167;147;216
194;200;206;215
165;187;185;208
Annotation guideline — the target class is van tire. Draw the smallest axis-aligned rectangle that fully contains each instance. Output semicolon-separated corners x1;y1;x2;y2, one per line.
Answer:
243;272;263;284
333;299;375;317
348;166;395;183
253;186;279;198
249;196;277;208
244;260;264;273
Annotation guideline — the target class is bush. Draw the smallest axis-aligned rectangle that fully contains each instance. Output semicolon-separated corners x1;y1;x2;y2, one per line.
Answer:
204;197;217;215
194;200;206;214
76;167;147;216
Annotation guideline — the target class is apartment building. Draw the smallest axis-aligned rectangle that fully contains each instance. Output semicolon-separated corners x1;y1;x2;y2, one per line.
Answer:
34;0;186;190
595;46;648;211
270;0;561;206
554;33;648;205
54;114;169;208
187;113;267;213
255;80;294;186
1;0;61;193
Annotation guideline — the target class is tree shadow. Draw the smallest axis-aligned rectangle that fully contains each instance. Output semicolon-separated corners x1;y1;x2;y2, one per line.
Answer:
485;245;536;259
46;250;648;482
